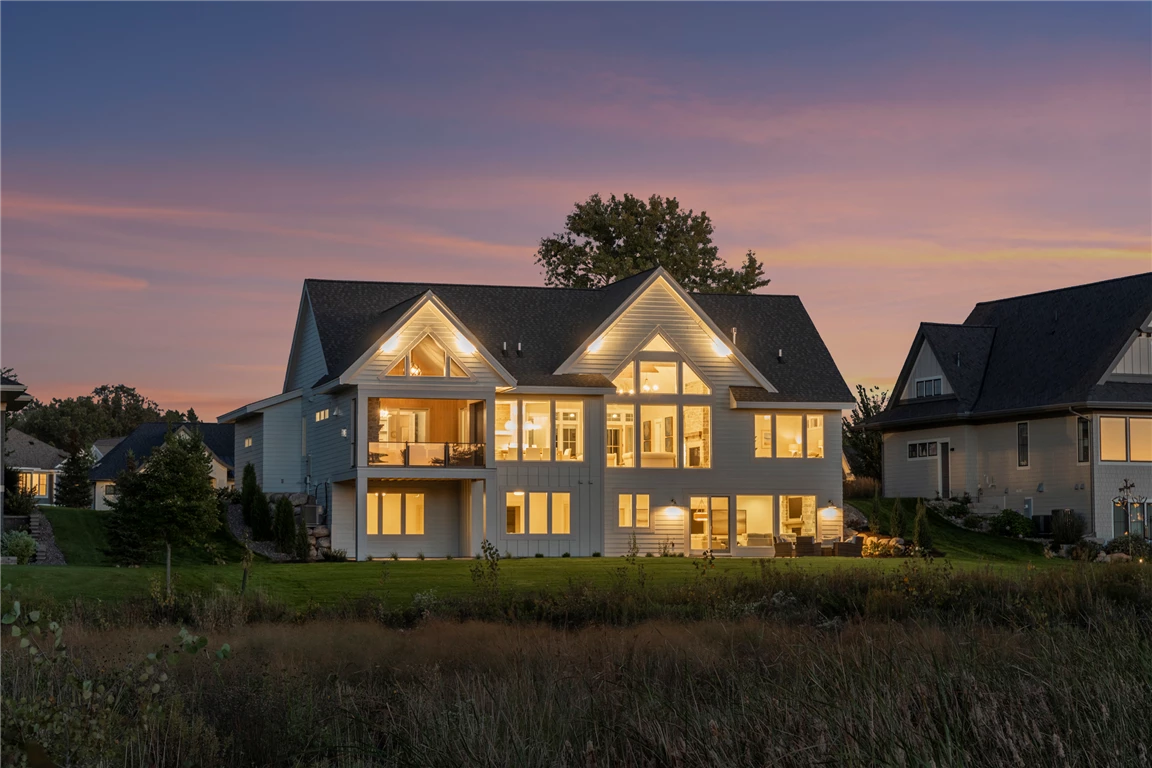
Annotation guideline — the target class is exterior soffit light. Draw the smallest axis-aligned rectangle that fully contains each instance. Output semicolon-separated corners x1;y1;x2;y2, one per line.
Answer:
588;336;605;353
380;335;400;354
712;338;732;357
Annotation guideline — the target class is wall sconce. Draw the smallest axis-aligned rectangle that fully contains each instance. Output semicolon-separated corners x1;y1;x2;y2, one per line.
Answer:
380;335;400;354
1037;483;1045;493
665;506;684;518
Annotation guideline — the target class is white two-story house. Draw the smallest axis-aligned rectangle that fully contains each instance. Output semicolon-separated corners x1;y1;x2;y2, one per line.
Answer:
869;273;1152;540
219;268;853;559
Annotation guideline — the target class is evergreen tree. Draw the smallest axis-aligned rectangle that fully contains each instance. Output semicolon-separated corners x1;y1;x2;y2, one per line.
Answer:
251;489;273;541
240;463;258;527
294;514;310;561
56;438;94;509
106;430;219;595
273;496;296;553
105;454;151;565
913;500;933;551
890;498;904;538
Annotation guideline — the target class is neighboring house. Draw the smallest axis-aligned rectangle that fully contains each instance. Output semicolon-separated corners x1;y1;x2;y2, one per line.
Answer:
90;422;235;510
869;273;1152;540
3;427;67;505
219;267;853;560
90;437;125;463
1;373;35;503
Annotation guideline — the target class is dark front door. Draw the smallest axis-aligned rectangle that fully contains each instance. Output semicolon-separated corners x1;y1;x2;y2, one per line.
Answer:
939;441;950;498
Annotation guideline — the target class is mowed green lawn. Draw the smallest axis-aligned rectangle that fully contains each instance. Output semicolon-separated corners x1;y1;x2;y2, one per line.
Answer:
6;501;1059;609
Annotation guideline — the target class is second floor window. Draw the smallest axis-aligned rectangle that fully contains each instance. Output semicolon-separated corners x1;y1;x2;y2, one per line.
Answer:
1077;417;1090;463
315;409;330;422
915;378;942;398
497;399;585;462
385;335;468;378
1017;422;1029;467
244;437;253;448
753;413;824;459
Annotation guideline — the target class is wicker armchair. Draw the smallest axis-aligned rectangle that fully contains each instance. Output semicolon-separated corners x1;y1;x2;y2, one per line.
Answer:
833;537;864;558
773;536;795;558
794;536;822;557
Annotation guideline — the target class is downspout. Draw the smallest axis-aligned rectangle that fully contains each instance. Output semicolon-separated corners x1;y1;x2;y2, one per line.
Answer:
1069;406;1094;537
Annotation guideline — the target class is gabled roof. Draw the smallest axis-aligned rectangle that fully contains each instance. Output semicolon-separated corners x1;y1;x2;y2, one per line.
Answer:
3;428;67;471
90;422;235;481
300;270;851;403
92;437;124;457
872;272;1152;429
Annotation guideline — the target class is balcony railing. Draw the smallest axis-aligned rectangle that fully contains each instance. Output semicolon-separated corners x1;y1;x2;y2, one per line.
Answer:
369;441;485;468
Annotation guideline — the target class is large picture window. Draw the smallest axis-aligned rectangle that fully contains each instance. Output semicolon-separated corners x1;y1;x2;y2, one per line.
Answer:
1097;416;1150;463
385;334;468;379
522;401;551;461
18;472;48;497
776;415;804;458
618;493;650;529
496;400;519;460
735;495;774;549
640;405;677;468
506;491;573;535
1131;418;1152;462
607;404;635;467
555;402;584;461
366;492;424;536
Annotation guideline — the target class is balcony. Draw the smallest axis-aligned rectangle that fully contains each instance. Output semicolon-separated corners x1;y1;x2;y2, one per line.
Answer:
368;397;485;469
369;441;485;467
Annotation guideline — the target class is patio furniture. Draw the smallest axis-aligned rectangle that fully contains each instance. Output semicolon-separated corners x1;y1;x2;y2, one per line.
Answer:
794;536;822;557
833;537;863;557
773;536;794;558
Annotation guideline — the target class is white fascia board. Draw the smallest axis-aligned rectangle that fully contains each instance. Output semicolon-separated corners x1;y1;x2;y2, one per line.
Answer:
729;392;854;411
504;386;617;396
554;268;777;392
217;389;303;423
339;292;517;387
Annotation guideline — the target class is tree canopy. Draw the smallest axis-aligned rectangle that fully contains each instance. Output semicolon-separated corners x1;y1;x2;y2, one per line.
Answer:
7;382;191;450
842;384;889;482
535;193;769;294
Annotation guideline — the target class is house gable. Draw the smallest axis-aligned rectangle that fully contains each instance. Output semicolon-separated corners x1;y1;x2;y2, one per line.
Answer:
341;292;515;388
1104;311;1152;382
558;269;773;392
899;340;955;400
283;289;328;392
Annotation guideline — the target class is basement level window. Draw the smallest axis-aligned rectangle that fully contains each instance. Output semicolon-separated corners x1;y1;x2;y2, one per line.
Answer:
315;409;330;422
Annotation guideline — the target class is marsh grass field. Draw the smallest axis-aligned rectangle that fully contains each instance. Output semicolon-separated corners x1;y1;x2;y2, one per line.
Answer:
4;504;1151;766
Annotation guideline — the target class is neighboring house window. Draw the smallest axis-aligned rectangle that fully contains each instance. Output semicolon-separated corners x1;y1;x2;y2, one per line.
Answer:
384;335;468;379
1077;418;1090;464
505;491;571;535
915;378;942;398
18;472;48;496
617;494;650;529
244;437;253;448
1017;422;1029;468
907;441;938;459
366;492;424;535
315;409;330;422
105;484;118;497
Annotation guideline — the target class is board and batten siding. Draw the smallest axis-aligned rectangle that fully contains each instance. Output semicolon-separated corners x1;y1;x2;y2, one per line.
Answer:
262;398;304;493
329;480;356;556
286;300;327;393
493;396;604;557
899;342;953;400
347;303;507;389
361;481;463;559
1110;334;1152;377
234;415;263;487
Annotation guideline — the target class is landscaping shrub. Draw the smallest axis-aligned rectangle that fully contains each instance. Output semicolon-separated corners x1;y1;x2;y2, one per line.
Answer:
3;485;39;516
962;513;985;530
889;497;905;538
912;500;933;551
1105;534;1151;560
1052;509;1087;546
988;509;1034;538
1070;539;1104;562
1;529;37;564
272;497;295;553
321;548;347;562
250;490;273;541
294;515;309;561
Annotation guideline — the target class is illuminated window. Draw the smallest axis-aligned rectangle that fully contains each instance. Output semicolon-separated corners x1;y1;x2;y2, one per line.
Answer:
552;493;571;534
405;493;424;535
1131;418;1152;462
776;415;803;458
449;358;467;378
806;415;824;459
683;406;710;468
244;437;253;448
555;402;584;461
315;409;330;422
1101;418;1127;461
681;363;710;395
529;492;549;534
18;472;48;497
612;364;635;395
690;496;729;550
755;414;772;458
735;496;774;549
366;492;404;535
409;336;447;377
618;493;649;528
506;492;525;534
642;334;674;352
640;405;677;468
522;401;551;461
606;404;635;467
638;360;676;394
386;359;405;377
495;400;519;461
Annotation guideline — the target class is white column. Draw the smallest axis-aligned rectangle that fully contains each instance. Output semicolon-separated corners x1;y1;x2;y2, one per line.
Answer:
468;479;486;556
355;474;368;561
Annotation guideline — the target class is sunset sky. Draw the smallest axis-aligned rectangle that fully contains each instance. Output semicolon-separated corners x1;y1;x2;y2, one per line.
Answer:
3;3;1150;418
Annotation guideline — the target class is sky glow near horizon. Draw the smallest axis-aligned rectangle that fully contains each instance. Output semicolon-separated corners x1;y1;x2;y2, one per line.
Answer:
2;3;1150;417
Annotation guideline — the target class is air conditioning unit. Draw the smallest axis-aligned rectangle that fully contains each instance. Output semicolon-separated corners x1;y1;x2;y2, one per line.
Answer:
301;504;321;526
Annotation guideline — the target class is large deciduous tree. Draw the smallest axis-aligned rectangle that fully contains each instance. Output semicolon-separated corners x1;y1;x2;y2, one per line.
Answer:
842;384;889;482
535;193;768;294
105;429;219;595
8;384;185;450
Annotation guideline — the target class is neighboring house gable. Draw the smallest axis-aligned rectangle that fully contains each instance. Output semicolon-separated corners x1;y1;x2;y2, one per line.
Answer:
898;340;954;400
1106;312;1152;381
3;428;67;501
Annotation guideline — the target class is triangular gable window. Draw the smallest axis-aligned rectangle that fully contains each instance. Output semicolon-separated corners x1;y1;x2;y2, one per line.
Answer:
449;358;467;378
409;336;447;377
682;363;710;395
642;334;675;353
386;359;405;377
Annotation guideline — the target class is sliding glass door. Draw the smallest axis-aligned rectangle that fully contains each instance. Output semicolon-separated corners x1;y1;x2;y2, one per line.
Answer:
690;496;731;553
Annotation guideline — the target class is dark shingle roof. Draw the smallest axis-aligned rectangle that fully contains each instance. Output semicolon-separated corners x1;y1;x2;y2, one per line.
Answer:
3;428;67;470
1;374;22;387
90;423;235;481
872;273;1152;429
302;271;851;403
